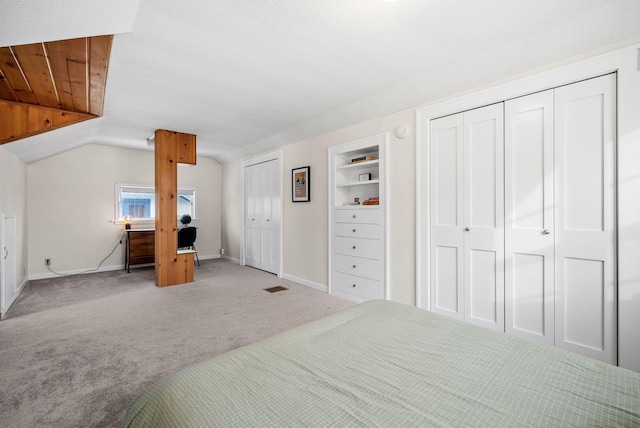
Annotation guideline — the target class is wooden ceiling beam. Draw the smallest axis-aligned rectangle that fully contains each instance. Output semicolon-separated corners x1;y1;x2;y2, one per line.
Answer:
0;99;96;145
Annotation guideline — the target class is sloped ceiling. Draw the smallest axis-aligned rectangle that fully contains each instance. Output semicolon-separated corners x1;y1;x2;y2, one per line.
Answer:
1;0;640;164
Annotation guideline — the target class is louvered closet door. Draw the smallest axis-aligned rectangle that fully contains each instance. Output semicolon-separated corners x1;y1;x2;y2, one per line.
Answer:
430;113;464;320
463;104;504;331
260;160;279;274
554;74;617;364
505;90;555;345
245;163;262;269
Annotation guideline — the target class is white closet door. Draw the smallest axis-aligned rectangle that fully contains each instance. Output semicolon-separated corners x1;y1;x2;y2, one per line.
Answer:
245;163;261;269
554;74;617;364
429;113;464;320
505;90;555;345
463;103;504;331
260;160;279;274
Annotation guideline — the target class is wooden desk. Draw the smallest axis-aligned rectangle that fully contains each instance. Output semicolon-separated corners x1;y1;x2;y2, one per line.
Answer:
125;229;155;272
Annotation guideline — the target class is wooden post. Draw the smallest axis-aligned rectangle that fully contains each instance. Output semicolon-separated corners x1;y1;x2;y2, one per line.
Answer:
154;129;196;287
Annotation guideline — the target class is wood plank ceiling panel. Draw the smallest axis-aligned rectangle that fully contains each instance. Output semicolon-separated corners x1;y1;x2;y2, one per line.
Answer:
11;43;60;108
45;37;87;112
0;47;38;104
0;35;112;145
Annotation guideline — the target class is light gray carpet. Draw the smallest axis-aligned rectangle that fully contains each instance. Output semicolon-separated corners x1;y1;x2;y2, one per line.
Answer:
0;259;354;427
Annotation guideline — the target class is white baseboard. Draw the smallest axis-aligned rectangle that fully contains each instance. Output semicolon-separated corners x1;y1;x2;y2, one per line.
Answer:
29;254;223;280
29;264;125;280
282;273;328;293
222;255;241;264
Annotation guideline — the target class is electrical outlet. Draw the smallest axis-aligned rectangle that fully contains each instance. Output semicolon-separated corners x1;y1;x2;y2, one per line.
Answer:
220;248;225;255
45;258;51;267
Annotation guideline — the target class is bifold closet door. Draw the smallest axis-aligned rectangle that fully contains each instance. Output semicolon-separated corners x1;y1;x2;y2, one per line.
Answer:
259;159;279;275
463;104;504;331
430;104;504;331
504;90;555;345
554;74;617;364
245;163;262;269
430;113;464;320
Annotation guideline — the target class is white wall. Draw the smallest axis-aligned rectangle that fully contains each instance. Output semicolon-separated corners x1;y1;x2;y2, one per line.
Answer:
0;146;28;313
221;161;241;263
28;144;222;278
222;109;416;305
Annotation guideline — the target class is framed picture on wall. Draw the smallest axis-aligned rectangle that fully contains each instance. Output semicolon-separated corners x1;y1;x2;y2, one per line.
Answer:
292;166;310;202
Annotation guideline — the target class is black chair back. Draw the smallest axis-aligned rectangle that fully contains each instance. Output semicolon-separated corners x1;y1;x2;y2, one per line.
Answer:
178;227;197;249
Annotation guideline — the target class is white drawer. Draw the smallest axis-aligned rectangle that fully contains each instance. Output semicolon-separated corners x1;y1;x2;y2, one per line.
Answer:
333;223;380;239
334;209;380;224
334;254;381;280
334;236;381;260
334;272;383;300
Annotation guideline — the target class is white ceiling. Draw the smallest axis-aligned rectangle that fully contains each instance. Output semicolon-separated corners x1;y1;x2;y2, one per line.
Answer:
2;0;640;164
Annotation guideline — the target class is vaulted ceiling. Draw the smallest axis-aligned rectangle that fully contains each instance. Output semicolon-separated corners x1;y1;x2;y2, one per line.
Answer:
1;0;640;164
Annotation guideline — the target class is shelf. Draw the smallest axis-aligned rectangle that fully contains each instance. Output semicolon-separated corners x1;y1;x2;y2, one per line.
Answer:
334;204;380;210
336;179;380;187
336;159;379;170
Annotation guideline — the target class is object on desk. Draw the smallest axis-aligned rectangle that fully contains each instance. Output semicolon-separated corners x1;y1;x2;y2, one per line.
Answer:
359;173;371;182
349;156;376;164
124;215;132;230
363;197;379;205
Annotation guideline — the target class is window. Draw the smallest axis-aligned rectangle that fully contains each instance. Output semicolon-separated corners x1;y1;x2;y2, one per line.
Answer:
116;184;195;222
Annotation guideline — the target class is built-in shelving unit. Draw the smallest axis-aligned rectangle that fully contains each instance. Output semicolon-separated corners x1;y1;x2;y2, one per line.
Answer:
328;134;387;302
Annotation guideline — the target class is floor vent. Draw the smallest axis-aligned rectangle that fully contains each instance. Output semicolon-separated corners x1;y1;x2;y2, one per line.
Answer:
264;286;288;293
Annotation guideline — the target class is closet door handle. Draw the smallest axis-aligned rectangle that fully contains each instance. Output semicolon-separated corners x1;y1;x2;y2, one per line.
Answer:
542;229;550;235
465;227;470;232
3;246;7;260
352;229;356;233
352;246;356;249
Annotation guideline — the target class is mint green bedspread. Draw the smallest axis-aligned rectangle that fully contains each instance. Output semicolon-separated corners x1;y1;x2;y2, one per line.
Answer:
124;300;640;427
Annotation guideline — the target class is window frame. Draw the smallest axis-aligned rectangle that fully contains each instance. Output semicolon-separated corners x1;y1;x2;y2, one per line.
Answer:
115;183;196;224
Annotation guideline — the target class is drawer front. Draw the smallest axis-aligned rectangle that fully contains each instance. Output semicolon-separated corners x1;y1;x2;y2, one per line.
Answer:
334;272;382;300
334;223;380;239
334;209;379;224
129;231;155;245
334;254;381;280
334;236;381;260
130;254;155;265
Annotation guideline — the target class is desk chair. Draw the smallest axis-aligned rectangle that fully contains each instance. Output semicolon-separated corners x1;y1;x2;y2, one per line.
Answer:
177;226;200;266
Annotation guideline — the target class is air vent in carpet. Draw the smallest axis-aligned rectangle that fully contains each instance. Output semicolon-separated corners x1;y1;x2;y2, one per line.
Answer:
263;286;288;293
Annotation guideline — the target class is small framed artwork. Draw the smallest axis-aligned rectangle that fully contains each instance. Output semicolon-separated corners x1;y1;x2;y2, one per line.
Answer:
292;166;310;202
359;173;371;182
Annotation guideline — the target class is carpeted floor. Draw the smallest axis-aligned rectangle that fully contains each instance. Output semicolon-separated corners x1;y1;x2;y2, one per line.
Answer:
0;259;354;427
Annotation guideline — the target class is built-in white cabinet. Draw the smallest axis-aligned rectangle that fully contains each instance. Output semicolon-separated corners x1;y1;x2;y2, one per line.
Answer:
427;74;617;364
245;158;280;274
329;134;386;302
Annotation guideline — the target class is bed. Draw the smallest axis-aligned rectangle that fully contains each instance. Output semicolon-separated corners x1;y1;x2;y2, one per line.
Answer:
124;300;640;427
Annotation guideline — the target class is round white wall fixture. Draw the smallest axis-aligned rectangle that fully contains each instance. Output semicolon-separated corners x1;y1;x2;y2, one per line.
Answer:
395;125;409;139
